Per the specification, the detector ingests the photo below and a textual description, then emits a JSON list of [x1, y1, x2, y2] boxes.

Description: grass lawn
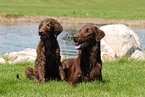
[[0, 59, 144, 96], [0, 0, 145, 20]]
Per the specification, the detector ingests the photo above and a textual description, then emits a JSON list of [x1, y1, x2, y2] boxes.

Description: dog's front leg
[[89, 63, 102, 81], [68, 70, 82, 87], [38, 61, 45, 84], [59, 66, 67, 83]]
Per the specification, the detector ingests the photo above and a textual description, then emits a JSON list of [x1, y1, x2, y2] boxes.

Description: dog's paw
[[39, 78, 45, 84]]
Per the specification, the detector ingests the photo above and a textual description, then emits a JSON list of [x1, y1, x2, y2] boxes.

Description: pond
[[0, 23, 145, 58]]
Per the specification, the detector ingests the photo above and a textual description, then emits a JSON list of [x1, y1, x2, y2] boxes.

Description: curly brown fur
[[25, 18, 64, 84], [60, 25, 105, 87]]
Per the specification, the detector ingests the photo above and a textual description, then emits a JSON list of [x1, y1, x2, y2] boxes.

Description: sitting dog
[[25, 18, 64, 84], [59, 25, 105, 86]]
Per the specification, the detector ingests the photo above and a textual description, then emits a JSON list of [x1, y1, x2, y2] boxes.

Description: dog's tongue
[[74, 44, 81, 49]]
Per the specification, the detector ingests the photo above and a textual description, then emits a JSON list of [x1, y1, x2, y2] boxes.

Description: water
[[0, 23, 145, 58]]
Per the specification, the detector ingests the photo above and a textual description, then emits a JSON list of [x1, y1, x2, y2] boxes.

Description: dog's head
[[38, 18, 63, 40], [73, 25, 105, 49]]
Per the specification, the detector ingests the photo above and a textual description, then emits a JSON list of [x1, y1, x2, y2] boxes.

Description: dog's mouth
[[40, 34, 49, 39], [74, 42, 87, 49], [40, 35, 46, 39], [74, 43, 81, 49]]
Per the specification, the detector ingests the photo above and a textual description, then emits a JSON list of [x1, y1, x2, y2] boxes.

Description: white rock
[[13, 55, 36, 63], [100, 24, 141, 59], [3, 52, 18, 62], [2, 48, 36, 64], [18, 48, 37, 57], [1, 48, 66, 64], [0, 58, 6, 64], [101, 39, 117, 61], [129, 50, 144, 60]]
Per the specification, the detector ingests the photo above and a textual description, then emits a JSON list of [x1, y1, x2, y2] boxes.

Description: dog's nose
[[39, 31, 43, 36], [73, 35, 78, 41], [39, 28, 45, 35]]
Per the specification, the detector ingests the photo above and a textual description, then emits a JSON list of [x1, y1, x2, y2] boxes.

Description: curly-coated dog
[[25, 18, 64, 84], [59, 25, 105, 87]]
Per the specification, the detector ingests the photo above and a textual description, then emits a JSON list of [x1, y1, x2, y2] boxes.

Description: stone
[[129, 50, 145, 60], [0, 58, 6, 64], [100, 24, 142, 60], [2, 48, 36, 64], [1, 48, 67, 64], [3, 52, 18, 63], [101, 39, 117, 61]]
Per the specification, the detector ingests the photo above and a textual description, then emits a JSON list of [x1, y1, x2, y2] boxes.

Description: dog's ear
[[53, 21, 63, 37], [38, 19, 45, 30], [94, 26, 105, 42]]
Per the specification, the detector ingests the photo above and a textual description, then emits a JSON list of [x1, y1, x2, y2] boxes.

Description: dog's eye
[[87, 29, 89, 32], [47, 24, 51, 27], [39, 24, 43, 29], [86, 29, 91, 33]]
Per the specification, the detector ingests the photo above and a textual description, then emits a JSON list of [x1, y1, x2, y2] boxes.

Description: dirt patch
[[1, 15, 145, 28]]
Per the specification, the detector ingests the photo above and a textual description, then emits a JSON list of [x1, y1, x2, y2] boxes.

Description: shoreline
[[1, 15, 145, 28]]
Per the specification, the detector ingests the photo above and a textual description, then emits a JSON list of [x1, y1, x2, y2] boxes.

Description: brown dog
[[25, 18, 64, 84], [59, 25, 105, 87]]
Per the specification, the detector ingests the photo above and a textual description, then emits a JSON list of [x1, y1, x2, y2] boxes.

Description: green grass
[[0, 0, 145, 20], [0, 59, 144, 96]]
